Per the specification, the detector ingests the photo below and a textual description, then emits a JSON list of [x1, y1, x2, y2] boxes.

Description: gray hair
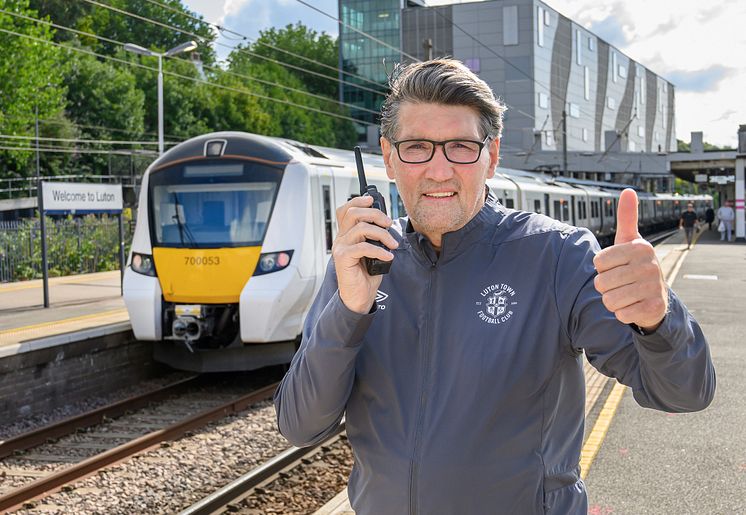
[[379, 58, 506, 141]]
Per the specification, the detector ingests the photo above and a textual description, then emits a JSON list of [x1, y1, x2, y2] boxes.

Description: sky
[[183, 0, 745, 148]]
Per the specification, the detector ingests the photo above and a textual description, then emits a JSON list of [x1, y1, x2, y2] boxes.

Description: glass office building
[[339, 1, 426, 145]]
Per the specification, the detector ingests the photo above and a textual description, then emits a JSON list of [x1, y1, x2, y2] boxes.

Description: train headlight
[[254, 250, 293, 276], [131, 252, 157, 277]]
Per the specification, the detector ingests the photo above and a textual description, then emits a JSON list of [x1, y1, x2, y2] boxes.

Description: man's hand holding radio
[[333, 195, 398, 314]]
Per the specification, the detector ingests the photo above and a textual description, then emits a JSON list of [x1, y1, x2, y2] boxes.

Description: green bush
[[0, 212, 134, 283]]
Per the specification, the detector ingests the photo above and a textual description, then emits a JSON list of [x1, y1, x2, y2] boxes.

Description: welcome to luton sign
[[42, 182, 123, 214]]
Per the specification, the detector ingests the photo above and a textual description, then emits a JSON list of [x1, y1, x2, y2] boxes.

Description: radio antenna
[[354, 146, 368, 195]]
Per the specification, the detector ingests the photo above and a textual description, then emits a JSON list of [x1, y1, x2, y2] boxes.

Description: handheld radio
[[354, 146, 392, 276]]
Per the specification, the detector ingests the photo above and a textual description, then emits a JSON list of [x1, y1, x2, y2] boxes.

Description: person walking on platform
[[275, 59, 715, 515], [717, 200, 735, 241], [705, 204, 715, 230], [680, 202, 698, 249]]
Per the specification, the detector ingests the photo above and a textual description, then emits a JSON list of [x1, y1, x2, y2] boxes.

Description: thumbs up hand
[[592, 189, 669, 332]]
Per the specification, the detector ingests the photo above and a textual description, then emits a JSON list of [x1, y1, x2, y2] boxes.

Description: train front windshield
[[148, 161, 283, 247]]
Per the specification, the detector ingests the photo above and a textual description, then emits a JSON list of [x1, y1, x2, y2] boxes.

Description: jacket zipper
[[409, 259, 437, 515]]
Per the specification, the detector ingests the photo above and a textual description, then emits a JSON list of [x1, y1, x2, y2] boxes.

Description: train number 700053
[[184, 256, 221, 266]]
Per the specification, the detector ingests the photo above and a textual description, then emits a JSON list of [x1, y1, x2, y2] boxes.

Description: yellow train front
[[123, 131, 339, 372]]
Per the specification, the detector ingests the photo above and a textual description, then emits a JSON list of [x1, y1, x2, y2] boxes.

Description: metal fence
[[0, 216, 135, 283]]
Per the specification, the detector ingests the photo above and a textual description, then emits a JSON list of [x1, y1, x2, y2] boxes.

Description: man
[[705, 204, 715, 230], [679, 202, 698, 249], [274, 59, 714, 514], [717, 200, 735, 241]]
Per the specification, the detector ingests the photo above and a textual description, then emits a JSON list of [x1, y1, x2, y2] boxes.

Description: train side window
[[534, 199, 541, 213], [562, 202, 569, 221], [323, 185, 333, 253], [553, 200, 561, 220], [389, 181, 406, 218], [579, 200, 586, 219], [505, 198, 515, 209], [591, 201, 599, 218]]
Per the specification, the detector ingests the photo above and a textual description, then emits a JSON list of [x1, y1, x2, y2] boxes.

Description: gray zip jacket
[[274, 195, 715, 514]]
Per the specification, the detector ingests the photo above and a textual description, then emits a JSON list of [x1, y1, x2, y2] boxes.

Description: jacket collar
[[404, 187, 503, 265]]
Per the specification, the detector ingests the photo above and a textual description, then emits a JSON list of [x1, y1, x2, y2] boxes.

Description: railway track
[[0, 377, 279, 512]]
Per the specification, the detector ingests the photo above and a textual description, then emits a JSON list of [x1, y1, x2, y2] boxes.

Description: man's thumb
[[614, 188, 640, 245]]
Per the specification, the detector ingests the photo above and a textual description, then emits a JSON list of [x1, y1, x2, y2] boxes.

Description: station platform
[[0, 270, 130, 357], [314, 227, 739, 515]]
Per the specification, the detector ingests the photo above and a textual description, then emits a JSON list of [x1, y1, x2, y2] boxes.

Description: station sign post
[[39, 182, 125, 308]]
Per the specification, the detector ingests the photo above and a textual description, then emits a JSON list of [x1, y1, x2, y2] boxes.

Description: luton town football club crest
[[475, 282, 518, 324]]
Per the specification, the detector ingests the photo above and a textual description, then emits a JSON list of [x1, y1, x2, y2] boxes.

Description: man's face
[[688, 205, 694, 211], [380, 102, 500, 248]]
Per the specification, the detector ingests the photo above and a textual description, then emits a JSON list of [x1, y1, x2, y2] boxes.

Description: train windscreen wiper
[[171, 192, 199, 247]]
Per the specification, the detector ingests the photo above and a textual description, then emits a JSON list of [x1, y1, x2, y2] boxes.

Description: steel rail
[[180, 423, 346, 515], [0, 375, 200, 459], [0, 382, 279, 512]]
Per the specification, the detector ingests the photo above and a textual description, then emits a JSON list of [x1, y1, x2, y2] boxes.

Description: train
[[122, 131, 712, 372]]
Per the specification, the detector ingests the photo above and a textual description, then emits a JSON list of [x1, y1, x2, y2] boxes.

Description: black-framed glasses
[[391, 135, 492, 164]]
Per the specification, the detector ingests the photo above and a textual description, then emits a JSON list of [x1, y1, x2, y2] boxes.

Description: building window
[[618, 65, 627, 78], [629, 140, 636, 152], [544, 9, 551, 25], [538, 92, 549, 109], [640, 76, 646, 104], [611, 52, 617, 83], [582, 128, 589, 142], [607, 96, 616, 110], [584, 66, 590, 100], [588, 37, 595, 51], [569, 103, 580, 118], [654, 131, 659, 142], [503, 6, 518, 46], [637, 126, 645, 138], [659, 89, 664, 113], [537, 7, 545, 47], [575, 29, 582, 65], [546, 131, 554, 146]]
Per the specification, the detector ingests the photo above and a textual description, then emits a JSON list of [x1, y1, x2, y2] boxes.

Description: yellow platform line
[[0, 308, 128, 342], [580, 381, 627, 479]]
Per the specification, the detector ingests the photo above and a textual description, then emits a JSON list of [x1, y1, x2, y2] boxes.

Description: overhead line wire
[[0, 25, 376, 128], [0, 134, 174, 146], [78, 0, 388, 98], [0, 144, 157, 155], [2, 8, 380, 116], [140, 0, 389, 93]]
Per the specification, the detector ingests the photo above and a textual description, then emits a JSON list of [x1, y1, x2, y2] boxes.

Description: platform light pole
[[124, 41, 197, 155]]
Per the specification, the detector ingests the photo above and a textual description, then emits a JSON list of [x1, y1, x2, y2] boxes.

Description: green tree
[[0, 0, 67, 178], [63, 47, 146, 174], [251, 23, 340, 98]]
